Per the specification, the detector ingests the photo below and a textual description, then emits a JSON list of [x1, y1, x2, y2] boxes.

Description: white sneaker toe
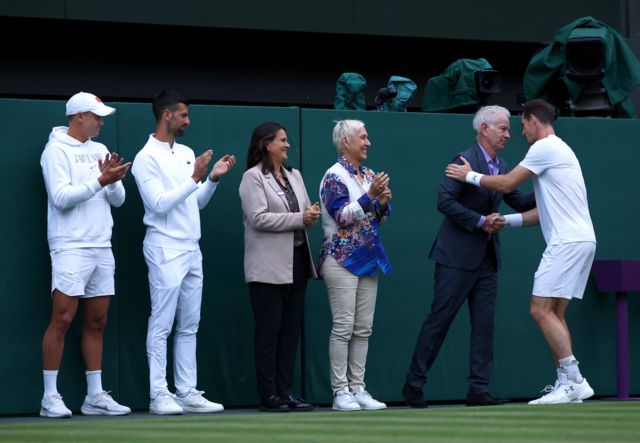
[[353, 389, 387, 410], [175, 390, 224, 413], [40, 394, 72, 418], [81, 391, 131, 416]]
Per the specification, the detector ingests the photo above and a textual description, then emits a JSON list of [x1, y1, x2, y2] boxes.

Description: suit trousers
[[249, 246, 309, 399], [321, 255, 379, 394], [144, 244, 203, 399], [407, 246, 497, 394]]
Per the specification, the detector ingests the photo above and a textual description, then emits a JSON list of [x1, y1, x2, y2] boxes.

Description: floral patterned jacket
[[318, 156, 392, 276]]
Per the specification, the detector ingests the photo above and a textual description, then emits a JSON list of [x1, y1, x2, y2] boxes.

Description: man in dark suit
[[402, 105, 536, 407]]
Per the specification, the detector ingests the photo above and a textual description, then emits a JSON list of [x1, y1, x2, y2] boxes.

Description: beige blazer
[[239, 164, 318, 284]]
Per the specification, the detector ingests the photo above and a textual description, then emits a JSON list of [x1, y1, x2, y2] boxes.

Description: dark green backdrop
[[0, 0, 620, 43], [1, 98, 639, 415]]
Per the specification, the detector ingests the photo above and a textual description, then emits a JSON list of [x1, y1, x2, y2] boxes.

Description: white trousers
[[320, 255, 378, 394], [144, 244, 203, 398]]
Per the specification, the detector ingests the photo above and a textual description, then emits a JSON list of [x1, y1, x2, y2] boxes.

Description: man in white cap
[[40, 92, 132, 418]]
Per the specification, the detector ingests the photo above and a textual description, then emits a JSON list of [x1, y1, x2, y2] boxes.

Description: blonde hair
[[332, 119, 365, 155]]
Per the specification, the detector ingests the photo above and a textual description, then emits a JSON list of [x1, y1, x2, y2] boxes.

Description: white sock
[[559, 355, 584, 383], [556, 367, 562, 381], [86, 370, 103, 397], [43, 370, 59, 397]]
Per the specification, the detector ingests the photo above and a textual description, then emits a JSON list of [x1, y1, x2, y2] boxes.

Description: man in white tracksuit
[[132, 90, 236, 415], [40, 92, 132, 418]]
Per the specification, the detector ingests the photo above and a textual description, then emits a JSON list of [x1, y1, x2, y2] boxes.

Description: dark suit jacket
[[429, 143, 536, 271]]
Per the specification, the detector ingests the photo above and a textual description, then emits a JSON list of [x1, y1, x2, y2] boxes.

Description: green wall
[[0, 1, 621, 42], [1, 98, 639, 415]]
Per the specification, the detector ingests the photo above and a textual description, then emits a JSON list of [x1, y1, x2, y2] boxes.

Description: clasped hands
[[482, 213, 507, 234], [192, 149, 237, 182], [303, 202, 321, 227]]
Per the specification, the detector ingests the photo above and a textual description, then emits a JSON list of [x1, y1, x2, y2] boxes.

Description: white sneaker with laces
[[174, 390, 224, 413], [353, 388, 387, 410], [81, 391, 131, 416], [40, 393, 72, 418], [149, 392, 184, 415], [332, 388, 361, 411], [534, 379, 583, 405], [529, 376, 594, 405]]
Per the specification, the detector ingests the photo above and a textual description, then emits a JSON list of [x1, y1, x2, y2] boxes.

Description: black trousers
[[249, 246, 309, 399], [407, 246, 498, 394]]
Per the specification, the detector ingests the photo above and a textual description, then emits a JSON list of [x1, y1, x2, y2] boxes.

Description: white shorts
[[532, 241, 596, 300], [50, 248, 115, 297]]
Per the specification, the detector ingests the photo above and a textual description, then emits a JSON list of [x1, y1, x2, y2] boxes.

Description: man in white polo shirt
[[132, 90, 236, 415], [445, 98, 596, 404], [40, 92, 132, 418]]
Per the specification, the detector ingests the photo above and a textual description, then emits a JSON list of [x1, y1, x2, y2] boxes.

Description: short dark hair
[[246, 122, 291, 174], [522, 99, 556, 125], [152, 90, 190, 122]]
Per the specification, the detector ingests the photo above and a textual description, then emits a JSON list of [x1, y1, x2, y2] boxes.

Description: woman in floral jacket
[[318, 119, 392, 412]]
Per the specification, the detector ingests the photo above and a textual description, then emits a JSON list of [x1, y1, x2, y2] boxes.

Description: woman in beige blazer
[[239, 122, 320, 413]]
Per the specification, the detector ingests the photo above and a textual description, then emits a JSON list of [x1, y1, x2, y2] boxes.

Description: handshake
[[482, 213, 508, 234], [483, 209, 535, 233]]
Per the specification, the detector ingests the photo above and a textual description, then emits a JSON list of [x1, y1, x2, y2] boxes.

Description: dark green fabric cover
[[422, 58, 493, 112], [523, 16, 640, 118], [334, 72, 367, 110], [382, 76, 417, 112]]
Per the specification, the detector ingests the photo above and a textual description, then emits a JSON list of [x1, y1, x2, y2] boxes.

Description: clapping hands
[[98, 152, 131, 187], [368, 172, 392, 207], [192, 150, 237, 183]]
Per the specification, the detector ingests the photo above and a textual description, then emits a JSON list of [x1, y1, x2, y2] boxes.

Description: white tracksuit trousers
[[144, 244, 203, 398]]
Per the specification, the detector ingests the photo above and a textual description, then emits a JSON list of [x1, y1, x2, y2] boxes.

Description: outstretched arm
[[445, 156, 534, 193]]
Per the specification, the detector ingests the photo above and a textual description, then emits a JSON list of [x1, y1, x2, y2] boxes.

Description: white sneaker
[[570, 378, 594, 401], [533, 379, 583, 405], [353, 388, 387, 410], [175, 390, 224, 413], [332, 388, 361, 411], [81, 391, 131, 416], [40, 393, 72, 418], [149, 392, 184, 415], [529, 377, 594, 405]]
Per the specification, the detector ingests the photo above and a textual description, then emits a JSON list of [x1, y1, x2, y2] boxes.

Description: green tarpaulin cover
[[334, 72, 367, 110], [382, 76, 417, 112], [423, 58, 493, 112], [523, 16, 640, 118]]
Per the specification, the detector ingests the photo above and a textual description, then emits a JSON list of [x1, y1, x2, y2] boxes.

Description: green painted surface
[[1, 99, 639, 415]]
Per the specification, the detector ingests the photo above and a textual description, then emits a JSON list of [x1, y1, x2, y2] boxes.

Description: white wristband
[[504, 213, 523, 227], [465, 171, 484, 187]]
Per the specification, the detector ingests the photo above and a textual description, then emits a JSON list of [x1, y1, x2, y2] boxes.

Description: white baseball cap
[[66, 92, 116, 117]]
